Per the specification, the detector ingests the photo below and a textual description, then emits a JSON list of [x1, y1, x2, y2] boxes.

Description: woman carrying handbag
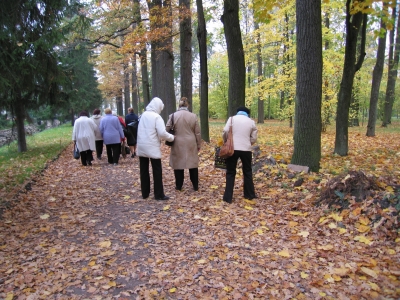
[[222, 106, 258, 203]]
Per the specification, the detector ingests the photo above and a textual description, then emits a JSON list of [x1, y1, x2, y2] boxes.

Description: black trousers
[[223, 150, 255, 202], [106, 143, 121, 164], [95, 140, 104, 157], [139, 157, 165, 199], [174, 168, 198, 190], [80, 150, 94, 166]]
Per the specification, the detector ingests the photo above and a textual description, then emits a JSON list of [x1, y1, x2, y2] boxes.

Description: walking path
[[0, 143, 399, 299]]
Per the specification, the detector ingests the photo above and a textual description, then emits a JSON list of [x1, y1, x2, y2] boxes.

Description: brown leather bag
[[219, 117, 234, 159]]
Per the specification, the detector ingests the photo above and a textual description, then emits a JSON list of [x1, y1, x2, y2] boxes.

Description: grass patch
[[0, 124, 72, 194]]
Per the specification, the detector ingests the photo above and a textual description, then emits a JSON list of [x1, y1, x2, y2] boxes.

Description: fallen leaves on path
[[0, 124, 399, 299]]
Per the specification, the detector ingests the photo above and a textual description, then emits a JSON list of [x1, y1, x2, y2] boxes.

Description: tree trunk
[[196, 0, 209, 142], [334, 1, 366, 156], [255, 21, 264, 124], [14, 95, 27, 152], [366, 8, 387, 137], [179, 0, 192, 109], [124, 63, 130, 115], [291, 0, 322, 172], [221, 0, 245, 117], [131, 57, 139, 114], [382, 3, 399, 127], [148, 0, 175, 122], [116, 95, 123, 116]]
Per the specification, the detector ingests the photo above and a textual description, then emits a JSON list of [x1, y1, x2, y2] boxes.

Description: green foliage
[[208, 53, 229, 119], [0, 124, 72, 192]]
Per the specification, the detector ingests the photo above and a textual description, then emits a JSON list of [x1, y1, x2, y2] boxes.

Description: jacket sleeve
[[156, 116, 174, 142], [194, 117, 201, 149], [250, 121, 258, 145], [222, 117, 231, 142], [165, 114, 172, 132]]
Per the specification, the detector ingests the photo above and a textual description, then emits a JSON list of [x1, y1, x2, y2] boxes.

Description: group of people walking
[[72, 97, 258, 203]]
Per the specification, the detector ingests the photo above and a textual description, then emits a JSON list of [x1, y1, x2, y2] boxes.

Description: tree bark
[[124, 63, 130, 115], [131, 57, 139, 114], [221, 0, 245, 117], [14, 95, 27, 152], [116, 95, 123, 116], [334, 1, 366, 156], [255, 21, 264, 124], [291, 0, 322, 172], [366, 7, 387, 137], [179, 0, 192, 109], [382, 3, 399, 127], [196, 0, 209, 142]]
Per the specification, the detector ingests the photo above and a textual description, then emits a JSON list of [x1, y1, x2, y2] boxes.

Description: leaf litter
[[0, 126, 399, 299]]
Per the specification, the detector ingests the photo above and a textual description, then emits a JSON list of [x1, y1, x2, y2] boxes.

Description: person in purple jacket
[[99, 108, 125, 166]]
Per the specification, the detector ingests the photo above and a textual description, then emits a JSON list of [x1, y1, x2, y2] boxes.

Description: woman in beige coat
[[166, 97, 201, 191]]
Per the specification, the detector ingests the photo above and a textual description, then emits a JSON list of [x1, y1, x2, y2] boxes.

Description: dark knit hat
[[237, 106, 250, 115]]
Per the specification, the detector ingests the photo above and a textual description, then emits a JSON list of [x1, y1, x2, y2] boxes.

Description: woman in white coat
[[136, 97, 174, 200], [72, 111, 100, 166]]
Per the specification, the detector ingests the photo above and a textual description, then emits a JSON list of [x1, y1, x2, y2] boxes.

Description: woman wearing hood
[[137, 97, 174, 200], [91, 108, 104, 160]]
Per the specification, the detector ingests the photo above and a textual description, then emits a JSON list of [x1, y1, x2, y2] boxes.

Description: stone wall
[[0, 124, 42, 147]]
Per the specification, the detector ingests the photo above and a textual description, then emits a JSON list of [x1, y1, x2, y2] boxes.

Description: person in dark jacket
[[125, 107, 139, 158]]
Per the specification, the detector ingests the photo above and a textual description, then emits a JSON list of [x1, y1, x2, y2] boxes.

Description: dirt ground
[[0, 143, 399, 300]]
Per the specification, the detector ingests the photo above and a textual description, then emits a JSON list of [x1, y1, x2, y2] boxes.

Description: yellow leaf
[[290, 211, 303, 215], [5, 293, 13, 300], [356, 224, 371, 233], [177, 208, 184, 213], [328, 222, 337, 229], [197, 259, 207, 264], [368, 282, 380, 291], [289, 221, 298, 227], [210, 185, 219, 189], [123, 195, 130, 199], [99, 241, 111, 248], [359, 216, 370, 225], [258, 250, 270, 256], [387, 249, 396, 255], [277, 249, 290, 257], [255, 228, 263, 235], [244, 199, 256, 205], [49, 248, 57, 254], [300, 272, 309, 279], [324, 274, 335, 283], [333, 267, 350, 276], [163, 205, 170, 211], [354, 235, 373, 245], [298, 231, 309, 238], [108, 281, 116, 287], [317, 244, 334, 251], [319, 292, 326, 297], [352, 207, 362, 216], [195, 241, 206, 246], [395, 237, 400, 243], [332, 274, 342, 281], [88, 260, 96, 266], [244, 206, 253, 210], [223, 286, 233, 292], [385, 186, 394, 193], [169, 287, 177, 293], [329, 213, 342, 222], [360, 267, 378, 278], [40, 213, 50, 220]]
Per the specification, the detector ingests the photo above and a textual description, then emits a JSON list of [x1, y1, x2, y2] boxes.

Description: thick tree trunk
[[116, 95, 123, 116], [221, 0, 245, 117], [131, 57, 139, 114], [14, 96, 27, 152], [382, 4, 399, 127], [140, 48, 150, 108], [196, 0, 209, 142], [291, 0, 322, 172], [179, 0, 192, 109], [334, 2, 366, 156], [366, 9, 387, 137], [124, 63, 130, 115], [148, 0, 175, 122]]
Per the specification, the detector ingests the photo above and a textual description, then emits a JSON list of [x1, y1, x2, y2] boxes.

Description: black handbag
[[214, 146, 227, 169], [73, 144, 80, 159], [165, 113, 175, 146]]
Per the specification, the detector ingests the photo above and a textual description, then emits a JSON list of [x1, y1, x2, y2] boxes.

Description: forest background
[[0, 0, 400, 172]]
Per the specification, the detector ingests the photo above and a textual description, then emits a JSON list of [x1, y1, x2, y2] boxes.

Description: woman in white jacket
[[222, 106, 258, 203], [137, 97, 174, 200]]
